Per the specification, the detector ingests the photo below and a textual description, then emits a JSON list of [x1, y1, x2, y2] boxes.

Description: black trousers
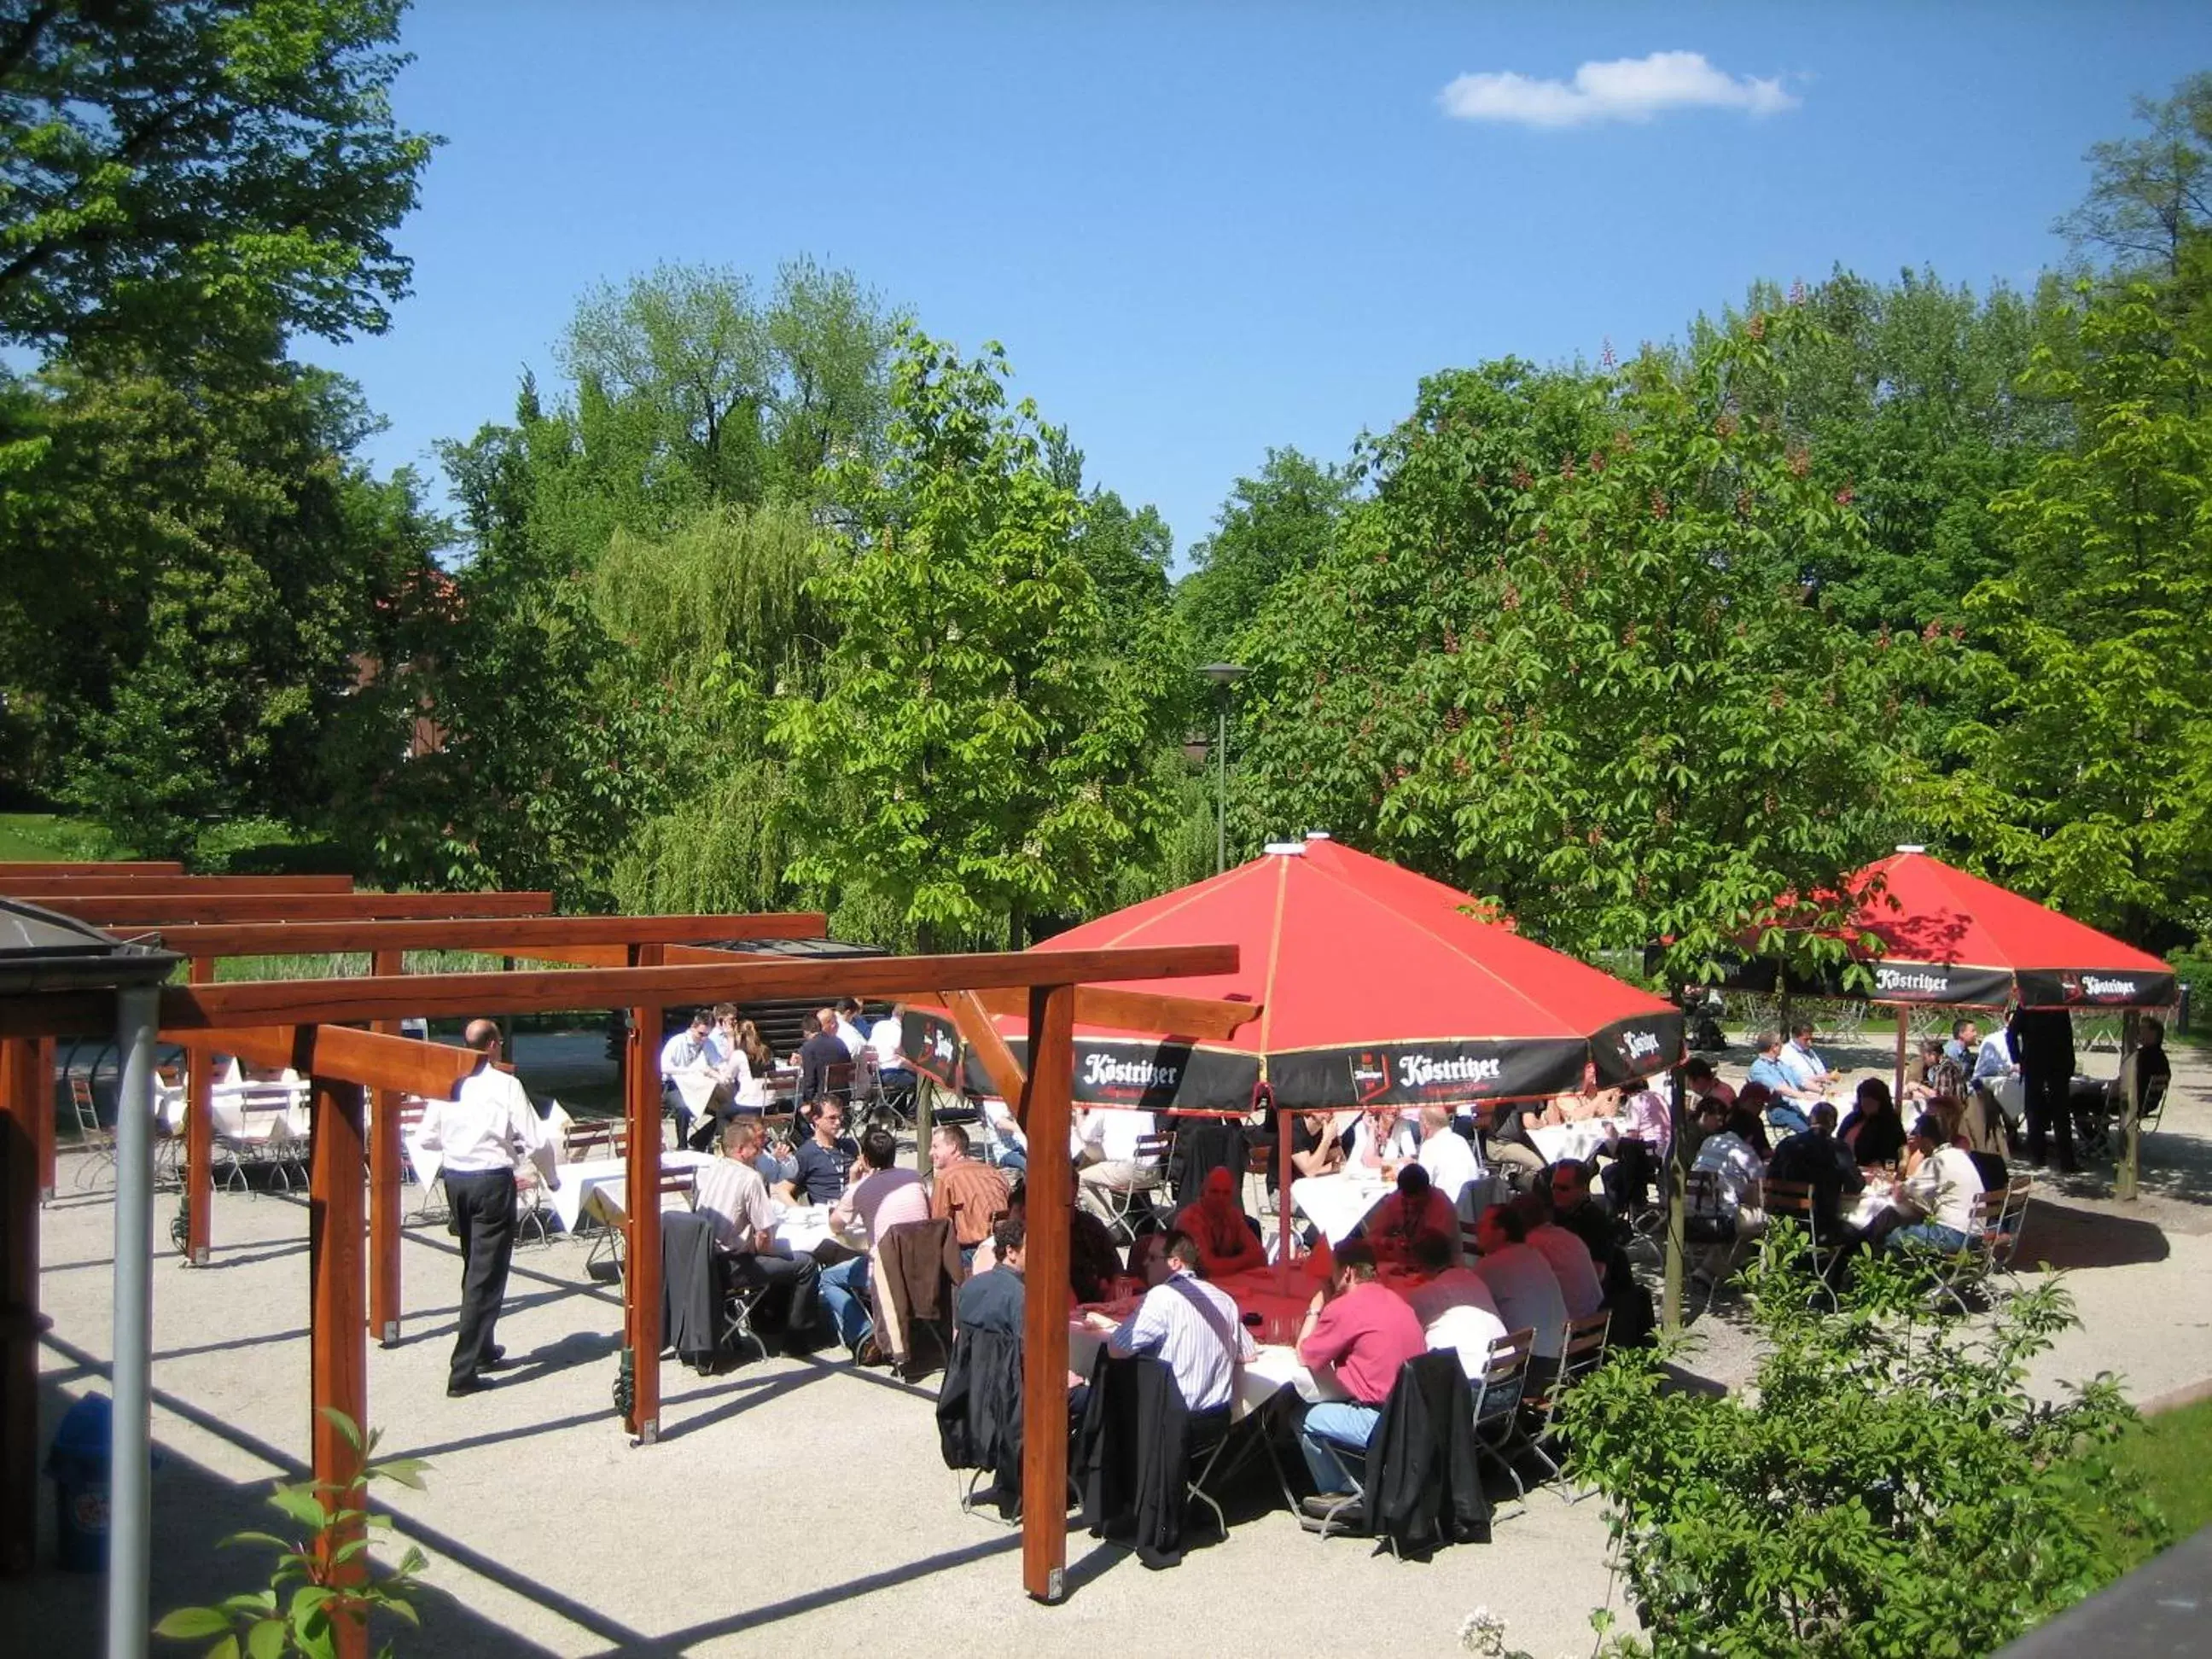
[[445, 1168, 518, 1387], [727, 1251, 826, 1342], [2023, 1065, 2077, 1170]]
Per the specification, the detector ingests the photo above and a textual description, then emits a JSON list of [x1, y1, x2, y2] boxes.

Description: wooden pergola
[[2, 882, 1242, 1656]]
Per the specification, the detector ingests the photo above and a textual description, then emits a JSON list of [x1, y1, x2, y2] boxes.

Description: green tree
[[2058, 72, 2212, 288], [1387, 311, 1940, 975], [1175, 446, 1354, 664], [0, 345, 440, 852], [0, 0, 435, 358], [774, 330, 1175, 949], [1916, 282, 2212, 944]]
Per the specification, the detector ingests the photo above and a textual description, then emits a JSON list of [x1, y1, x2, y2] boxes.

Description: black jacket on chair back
[[1361, 1350, 1491, 1555]]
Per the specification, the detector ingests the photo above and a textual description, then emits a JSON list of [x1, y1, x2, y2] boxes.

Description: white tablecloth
[[1289, 1173, 1394, 1244], [765, 1203, 863, 1259], [1063, 1326, 1318, 1421], [546, 1151, 712, 1233], [1528, 1115, 1630, 1165], [209, 1082, 311, 1145]]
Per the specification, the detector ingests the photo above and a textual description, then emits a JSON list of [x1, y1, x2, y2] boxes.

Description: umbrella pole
[[1662, 1065, 1688, 1335], [1276, 1095, 1293, 1265], [1892, 1005, 1908, 1113], [2117, 1009, 2140, 1202]]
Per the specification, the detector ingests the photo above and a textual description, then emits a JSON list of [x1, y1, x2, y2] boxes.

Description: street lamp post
[[1199, 662, 1247, 876]]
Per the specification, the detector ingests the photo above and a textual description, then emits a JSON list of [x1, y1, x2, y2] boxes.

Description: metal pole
[[1661, 1062, 1688, 1335], [108, 983, 159, 1659], [1215, 696, 1228, 876]]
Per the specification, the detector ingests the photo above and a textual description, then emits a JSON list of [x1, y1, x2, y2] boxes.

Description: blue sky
[[316, 2, 2212, 564]]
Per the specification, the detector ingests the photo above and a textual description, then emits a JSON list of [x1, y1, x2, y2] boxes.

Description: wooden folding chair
[[1088, 1131, 1171, 1244], [1760, 1178, 1841, 1311], [1469, 1326, 1536, 1520], [1519, 1310, 1611, 1490], [67, 1076, 115, 1189]]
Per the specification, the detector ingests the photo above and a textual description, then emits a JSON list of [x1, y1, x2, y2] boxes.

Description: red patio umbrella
[[911, 833, 1682, 1112], [1810, 848, 2176, 1011]]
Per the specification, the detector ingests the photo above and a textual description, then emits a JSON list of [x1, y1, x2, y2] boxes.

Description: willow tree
[[775, 330, 1176, 950]]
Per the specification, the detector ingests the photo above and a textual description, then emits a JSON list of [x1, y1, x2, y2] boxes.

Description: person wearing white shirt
[[869, 1010, 917, 1118], [834, 998, 869, 1059], [1880, 1113, 1987, 1253], [1778, 1023, 1834, 1096], [659, 1010, 715, 1145], [415, 1022, 557, 1396], [1691, 1103, 1767, 1238], [1073, 1106, 1160, 1224], [1406, 1235, 1511, 1381], [1415, 1104, 1482, 1214], [1091, 1232, 1255, 1413], [1348, 1102, 1417, 1174]]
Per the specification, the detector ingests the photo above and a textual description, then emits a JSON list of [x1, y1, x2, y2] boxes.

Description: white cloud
[[1438, 50, 1798, 129]]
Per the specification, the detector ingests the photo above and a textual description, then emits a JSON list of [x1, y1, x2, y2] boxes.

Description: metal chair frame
[[67, 1075, 115, 1189], [1469, 1326, 1537, 1521], [1085, 1130, 1172, 1245], [1517, 1310, 1611, 1490]]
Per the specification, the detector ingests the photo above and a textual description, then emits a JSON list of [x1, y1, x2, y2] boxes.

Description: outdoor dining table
[[764, 1201, 863, 1260], [1289, 1170, 1395, 1245], [1528, 1115, 1632, 1165], [545, 1150, 713, 1234]]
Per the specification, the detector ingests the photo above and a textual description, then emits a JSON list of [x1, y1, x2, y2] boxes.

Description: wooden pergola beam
[[0, 874, 354, 895], [84, 946, 1237, 1032], [151, 913, 829, 958], [968, 983, 1258, 1043], [0, 861, 182, 876], [15, 891, 556, 926], [941, 991, 1031, 1116]]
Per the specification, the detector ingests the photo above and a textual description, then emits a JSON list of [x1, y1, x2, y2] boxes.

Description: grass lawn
[[2121, 1394, 2212, 1543], [0, 811, 119, 862]]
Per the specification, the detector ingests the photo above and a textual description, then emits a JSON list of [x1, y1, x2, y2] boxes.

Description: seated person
[[1361, 1165, 1462, 1266], [1746, 1028, 1819, 1136], [795, 1008, 850, 1101], [1599, 1085, 1669, 1211], [1513, 1193, 1606, 1321], [928, 1122, 1010, 1260], [777, 1097, 857, 1207], [1837, 1077, 1907, 1169], [834, 997, 870, 1057], [692, 1118, 825, 1348], [1904, 1037, 1960, 1104], [2075, 1016, 2172, 1143], [1089, 1231, 1254, 1419], [869, 1008, 917, 1116], [819, 1127, 929, 1359], [1681, 1057, 1736, 1111], [980, 1093, 1028, 1172], [1763, 1100, 1866, 1243], [959, 1216, 1091, 1415], [1480, 1097, 1547, 1188], [1690, 1104, 1768, 1239], [1346, 1101, 1417, 1175], [1072, 1105, 1161, 1224], [1546, 1159, 1623, 1262], [1780, 1022, 1837, 1093], [1404, 1232, 1510, 1382], [750, 1125, 799, 1190], [970, 1178, 1122, 1306], [1289, 1109, 1347, 1180], [658, 1009, 716, 1145], [1294, 1241, 1428, 1521], [1875, 1113, 1987, 1253], [1172, 1166, 1266, 1278], [1466, 1204, 1569, 1384], [1413, 1103, 1481, 1212]]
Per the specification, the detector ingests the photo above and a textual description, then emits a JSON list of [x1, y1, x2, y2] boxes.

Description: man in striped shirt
[[1090, 1232, 1255, 1415]]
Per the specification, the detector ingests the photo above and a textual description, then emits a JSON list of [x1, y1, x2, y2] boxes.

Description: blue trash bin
[[46, 1393, 112, 1572]]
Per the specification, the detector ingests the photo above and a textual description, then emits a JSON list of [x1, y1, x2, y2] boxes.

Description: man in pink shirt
[[821, 1127, 929, 1357], [1293, 1241, 1427, 1517]]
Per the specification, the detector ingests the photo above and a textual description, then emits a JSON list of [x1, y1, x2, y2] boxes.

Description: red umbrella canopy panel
[[913, 835, 1682, 1111], [1840, 850, 2177, 1010]]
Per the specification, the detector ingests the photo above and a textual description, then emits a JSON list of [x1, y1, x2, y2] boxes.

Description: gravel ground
[[7, 1028, 2207, 1657]]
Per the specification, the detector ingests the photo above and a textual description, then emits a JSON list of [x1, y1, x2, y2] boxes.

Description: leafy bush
[[1562, 1229, 2163, 1656], [154, 1411, 428, 1659]]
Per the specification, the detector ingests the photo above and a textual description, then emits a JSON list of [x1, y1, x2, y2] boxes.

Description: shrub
[[1562, 1228, 2163, 1656]]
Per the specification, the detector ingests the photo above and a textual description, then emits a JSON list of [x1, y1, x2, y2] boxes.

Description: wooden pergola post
[[1, 1037, 42, 1575], [368, 950, 405, 1343], [1019, 981, 1077, 1603], [33, 1037, 55, 1202], [183, 959, 215, 1265], [306, 1062, 370, 1659], [624, 944, 665, 1443]]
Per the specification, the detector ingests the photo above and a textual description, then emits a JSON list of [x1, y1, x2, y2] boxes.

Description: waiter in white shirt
[[416, 1021, 559, 1397]]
